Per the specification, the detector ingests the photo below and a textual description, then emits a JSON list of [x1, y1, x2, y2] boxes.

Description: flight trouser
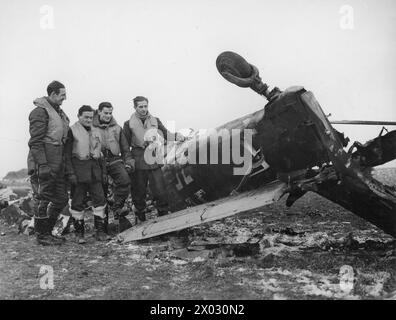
[[104, 159, 130, 212], [130, 168, 169, 215], [30, 172, 39, 217], [36, 174, 68, 219], [71, 181, 106, 213], [70, 181, 106, 224]]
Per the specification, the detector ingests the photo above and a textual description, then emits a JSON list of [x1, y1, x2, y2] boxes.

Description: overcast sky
[[0, 0, 395, 178]]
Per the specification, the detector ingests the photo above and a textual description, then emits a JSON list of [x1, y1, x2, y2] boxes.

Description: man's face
[[78, 111, 94, 127], [134, 100, 148, 117], [49, 88, 67, 106], [98, 106, 113, 123]]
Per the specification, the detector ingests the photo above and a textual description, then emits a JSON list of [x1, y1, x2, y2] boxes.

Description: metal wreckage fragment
[[118, 51, 396, 242], [215, 51, 396, 237]]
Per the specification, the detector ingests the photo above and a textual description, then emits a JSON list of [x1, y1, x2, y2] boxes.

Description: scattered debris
[[171, 259, 188, 266], [0, 185, 17, 202], [18, 217, 34, 235], [271, 227, 306, 236], [0, 200, 8, 210], [189, 242, 261, 257], [18, 198, 35, 217], [1, 204, 24, 225]]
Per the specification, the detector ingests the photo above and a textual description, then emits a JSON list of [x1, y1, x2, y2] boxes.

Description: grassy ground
[[0, 169, 395, 300]]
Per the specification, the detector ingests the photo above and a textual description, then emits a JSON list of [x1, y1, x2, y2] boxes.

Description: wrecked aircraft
[[119, 51, 396, 242]]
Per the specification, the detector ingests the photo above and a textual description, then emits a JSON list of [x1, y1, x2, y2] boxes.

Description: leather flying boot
[[34, 217, 64, 246], [135, 210, 146, 224], [47, 213, 58, 231], [73, 219, 86, 244], [94, 215, 111, 241], [103, 205, 109, 234], [47, 205, 66, 242]]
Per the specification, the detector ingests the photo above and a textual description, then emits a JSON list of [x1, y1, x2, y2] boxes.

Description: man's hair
[[47, 81, 65, 96], [98, 102, 113, 111], [78, 105, 94, 116], [133, 96, 148, 107]]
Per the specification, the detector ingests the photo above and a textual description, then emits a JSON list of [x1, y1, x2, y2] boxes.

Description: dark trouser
[[36, 174, 68, 219], [130, 168, 169, 214], [30, 172, 39, 217], [104, 160, 130, 212], [71, 181, 106, 212]]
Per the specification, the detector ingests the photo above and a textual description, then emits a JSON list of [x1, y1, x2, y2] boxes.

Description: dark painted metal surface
[[160, 112, 276, 212], [151, 51, 396, 237]]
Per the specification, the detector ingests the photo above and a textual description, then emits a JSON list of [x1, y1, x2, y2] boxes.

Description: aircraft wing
[[118, 180, 287, 243]]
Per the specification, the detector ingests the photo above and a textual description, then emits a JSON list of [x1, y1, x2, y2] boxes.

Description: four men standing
[[28, 82, 183, 245]]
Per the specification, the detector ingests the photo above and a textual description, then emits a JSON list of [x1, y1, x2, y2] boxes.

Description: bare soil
[[0, 169, 395, 300]]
